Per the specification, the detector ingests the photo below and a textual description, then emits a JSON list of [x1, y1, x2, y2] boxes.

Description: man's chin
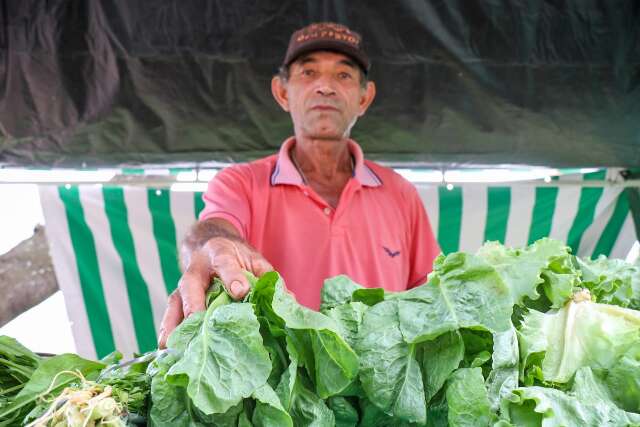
[[303, 127, 349, 141]]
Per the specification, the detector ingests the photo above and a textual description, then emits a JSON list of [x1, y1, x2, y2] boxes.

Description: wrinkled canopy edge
[[1, 1, 638, 168]]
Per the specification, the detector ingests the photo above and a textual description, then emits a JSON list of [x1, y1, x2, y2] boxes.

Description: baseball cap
[[282, 22, 370, 74]]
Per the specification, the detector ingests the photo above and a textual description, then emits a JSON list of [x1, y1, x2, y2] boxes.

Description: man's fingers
[[158, 289, 184, 349], [207, 238, 272, 300], [178, 269, 208, 318], [217, 266, 251, 300], [251, 255, 274, 276]]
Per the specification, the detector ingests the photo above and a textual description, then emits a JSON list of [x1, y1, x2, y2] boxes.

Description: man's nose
[[314, 76, 337, 96]]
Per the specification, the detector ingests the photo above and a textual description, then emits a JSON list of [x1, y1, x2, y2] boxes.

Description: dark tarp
[[1, 0, 639, 168]]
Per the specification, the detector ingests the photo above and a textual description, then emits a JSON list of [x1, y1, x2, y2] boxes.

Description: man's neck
[[291, 136, 353, 183]]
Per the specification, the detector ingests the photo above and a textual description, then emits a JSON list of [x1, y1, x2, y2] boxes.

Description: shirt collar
[[271, 137, 382, 187]]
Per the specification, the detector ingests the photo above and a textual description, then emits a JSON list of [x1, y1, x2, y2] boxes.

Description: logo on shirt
[[383, 246, 400, 258]]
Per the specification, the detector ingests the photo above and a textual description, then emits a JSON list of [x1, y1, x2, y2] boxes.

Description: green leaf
[[256, 272, 359, 398], [16, 354, 104, 399], [285, 374, 335, 427], [262, 334, 288, 390], [505, 369, 640, 427], [0, 336, 41, 399], [356, 252, 513, 424], [252, 383, 293, 427], [238, 410, 253, 427], [166, 311, 205, 352], [604, 344, 640, 412], [485, 326, 519, 413], [357, 300, 427, 424], [578, 256, 640, 309], [326, 302, 368, 351], [167, 302, 271, 415], [446, 368, 494, 427], [0, 336, 39, 365], [320, 275, 364, 312], [148, 351, 205, 427], [327, 396, 358, 427], [250, 273, 286, 338], [426, 390, 449, 427], [98, 350, 122, 365], [358, 398, 420, 427], [275, 339, 298, 412], [205, 277, 225, 307], [352, 288, 386, 306], [275, 339, 335, 427], [309, 329, 359, 398], [477, 238, 581, 309], [418, 331, 464, 402], [517, 299, 640, 383], [0, 353, 104, 426], [98, 351, 156, 415], [541, 257, 580, 309], [393, 252, 513, 343], [270, 274, 343, 333]]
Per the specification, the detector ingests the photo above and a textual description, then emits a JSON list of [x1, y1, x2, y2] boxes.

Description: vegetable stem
[[207, 288, 231, 312]]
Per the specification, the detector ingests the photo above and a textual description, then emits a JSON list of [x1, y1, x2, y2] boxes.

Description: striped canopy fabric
[[39, 171, 638, 358]]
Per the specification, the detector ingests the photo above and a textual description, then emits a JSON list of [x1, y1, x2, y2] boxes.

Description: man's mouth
[[310, 105, 339, 111]]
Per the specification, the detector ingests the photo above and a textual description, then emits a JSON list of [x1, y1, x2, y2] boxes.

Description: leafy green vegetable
[[0, 353, 105, 426], [325, 302, 368, 349], [505, 367, 640, 426], [578, 256, 640, 309], [253, 272, 359, 399], [251, 383, 293, 427], [418, 331, 464, 402], [446, 367, 494, 427], [326, 396, 358, 427], [167, 301, 271, 415], [148, 351, 205, 427], [518, 294, 640, 383], [166, 311, 206, 353], [357, 299, 427, 423], [97, 351, 156, 416], [485, 326, 519, 413], [477, 238, 581, 308], [602, 343, 640, 413], [0, 336, 40, 400], [275, 339, 335, 427], [358, 398, 420, 427], [356, 252, 513, 424], [320, 275, 364, 312], [6, 238, 640, 427]]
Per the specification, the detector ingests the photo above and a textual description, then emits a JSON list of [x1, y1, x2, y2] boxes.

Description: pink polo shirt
[[199, 137, 440, 310]]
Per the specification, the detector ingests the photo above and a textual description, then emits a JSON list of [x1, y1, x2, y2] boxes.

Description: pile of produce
[[1, 238, 639, 426]]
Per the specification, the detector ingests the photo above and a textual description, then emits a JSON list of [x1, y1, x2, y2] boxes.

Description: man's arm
[[158, 217, 272, 348], [179, 217, 243, 268], [406, 185, 440, 288]]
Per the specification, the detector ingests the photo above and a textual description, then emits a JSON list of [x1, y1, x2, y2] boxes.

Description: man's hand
[[158, 236, 272, 348]]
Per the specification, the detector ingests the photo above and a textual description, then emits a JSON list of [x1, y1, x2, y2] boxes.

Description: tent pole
[[626, 188, 640, 243]]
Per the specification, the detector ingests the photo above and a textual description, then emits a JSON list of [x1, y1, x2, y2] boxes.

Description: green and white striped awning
[[39, 170, 638, 358]]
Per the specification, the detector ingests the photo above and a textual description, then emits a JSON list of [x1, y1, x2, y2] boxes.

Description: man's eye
[[338, 72, 352, 79], [302, 69, 315, 76]]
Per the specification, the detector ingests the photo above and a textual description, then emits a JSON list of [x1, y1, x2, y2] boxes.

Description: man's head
[[272, 22, 376, 141]]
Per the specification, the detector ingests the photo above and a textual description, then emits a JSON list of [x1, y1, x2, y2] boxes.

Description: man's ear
[[357, 81, 376, 116], [271, 76, 290, 112]]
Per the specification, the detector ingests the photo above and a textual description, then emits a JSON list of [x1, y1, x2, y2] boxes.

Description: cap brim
[[284, 40, 369, 74]]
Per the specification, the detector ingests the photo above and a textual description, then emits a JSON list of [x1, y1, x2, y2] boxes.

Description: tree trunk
[[0, 225, 59, 327]]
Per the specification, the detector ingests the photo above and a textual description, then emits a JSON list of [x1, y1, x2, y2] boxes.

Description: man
[[158, 22, 440, 347]]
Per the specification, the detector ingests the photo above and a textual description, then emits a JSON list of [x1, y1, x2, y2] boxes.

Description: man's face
[[272, 51, 376, 140]]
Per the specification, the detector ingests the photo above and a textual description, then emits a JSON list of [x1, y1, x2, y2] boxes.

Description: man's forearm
[[180, 218, 242, 269]]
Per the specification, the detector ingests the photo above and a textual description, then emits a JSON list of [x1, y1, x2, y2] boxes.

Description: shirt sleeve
[[198, 165, 252, 239], [406, 185, 441, 288]]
